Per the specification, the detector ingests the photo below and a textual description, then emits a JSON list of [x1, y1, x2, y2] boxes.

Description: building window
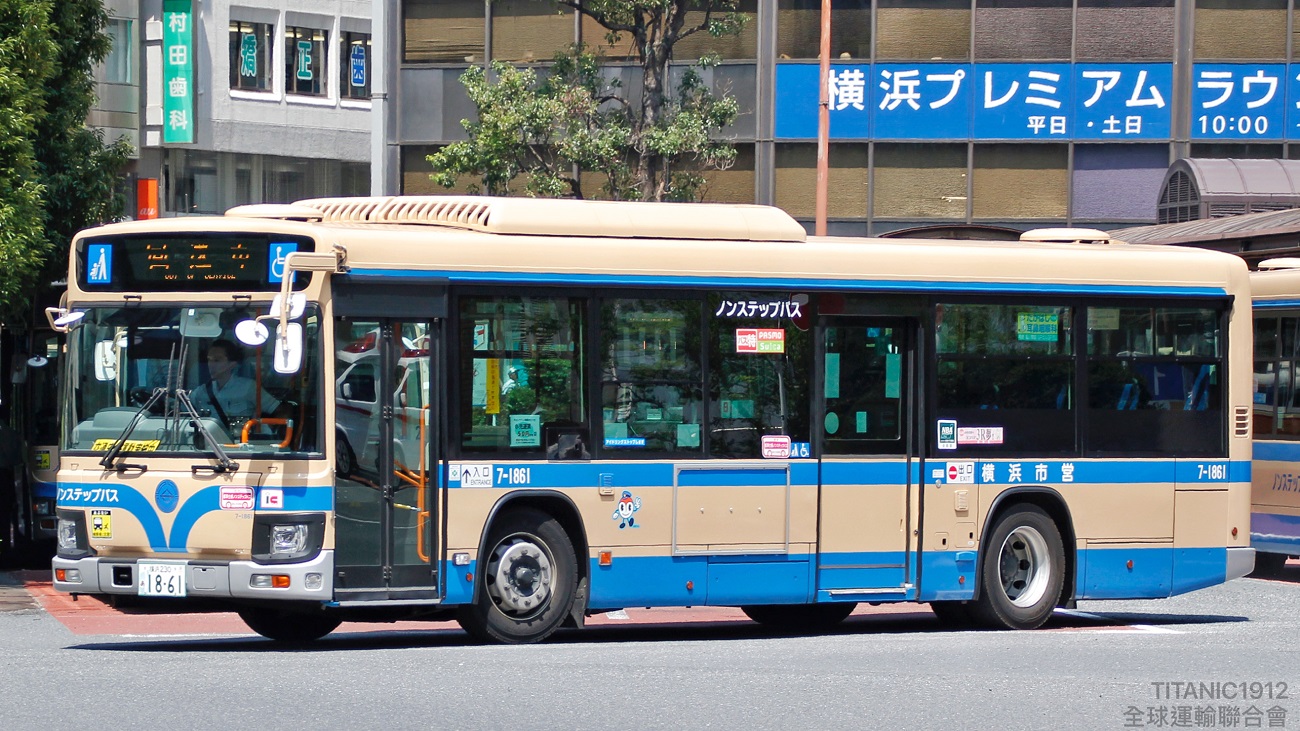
[[404, 0, 485, 63], [229, 20, 273, 92], [776, 0, 871, 61], [340, 31, 371, 99], [285, 26, 327, 97], [774, 143, 869, 219], [972, 144, 1068, 220], [103, 18, 133, 84], [974, 0, 1072, 61], [1194, 0, 1287, 61], [877, 0, 970, 61]]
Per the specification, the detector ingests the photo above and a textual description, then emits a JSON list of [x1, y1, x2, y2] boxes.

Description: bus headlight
[[271, 524, 308, 556], [56, 518, 78, 551], [251, 512, 324, 564], [54, 510, 90, 558]]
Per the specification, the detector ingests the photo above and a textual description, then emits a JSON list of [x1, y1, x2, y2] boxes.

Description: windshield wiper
[[99, 387, 167, 471], [174, 388, 238, 473]]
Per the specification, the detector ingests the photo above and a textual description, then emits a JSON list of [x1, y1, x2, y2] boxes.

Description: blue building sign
[[350, 43, 367, 87], [773, 62, 1299, 142], [1073, 64, 1172, 140], [1192, 64, 1285, 140], [874, 63, 970, 140], [973, 63, 1073, 139]]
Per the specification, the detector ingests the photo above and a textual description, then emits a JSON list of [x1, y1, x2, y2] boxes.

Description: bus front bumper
[[51, 551, 334, 601]]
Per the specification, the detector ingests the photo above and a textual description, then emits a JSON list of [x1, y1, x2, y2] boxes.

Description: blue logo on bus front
[[155, 480, 179, 514]]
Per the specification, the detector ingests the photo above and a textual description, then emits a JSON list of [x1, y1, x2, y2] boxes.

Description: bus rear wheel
[[457, 508, 577, 645], [238, 607, 341, 643], [741, 602, 857, 632], [970, 505, 1065, 630]]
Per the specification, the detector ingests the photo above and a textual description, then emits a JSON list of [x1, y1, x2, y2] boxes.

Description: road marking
[[1054, 608, 1182, 634]]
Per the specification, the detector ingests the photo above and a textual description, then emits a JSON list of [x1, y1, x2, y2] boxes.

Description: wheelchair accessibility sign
[[268, 242, 297, 284]]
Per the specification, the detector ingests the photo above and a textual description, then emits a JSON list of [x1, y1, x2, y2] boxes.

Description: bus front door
[[817, 317, 919, 600], [333, 318, 441, 598]]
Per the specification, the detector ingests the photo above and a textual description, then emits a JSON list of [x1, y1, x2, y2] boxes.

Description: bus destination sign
[[79, 234, 313, 291]]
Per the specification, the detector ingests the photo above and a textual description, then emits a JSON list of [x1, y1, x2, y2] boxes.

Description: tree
[[0, 0, 130, 322], [429, 0, 746, 202], [0, 0, 57, 320]]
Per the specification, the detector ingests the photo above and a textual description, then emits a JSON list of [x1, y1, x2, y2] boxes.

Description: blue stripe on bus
[[435, 545, 1230, 609], [1252, 300, 1300, 309], [444, 459, 1247, 488], [30, 479, 55, 498], [57, 482, 333, 553], [347, 268, 1228, 297], [1253, 440, 1300, 461], [1251, 512, 1300, 554]]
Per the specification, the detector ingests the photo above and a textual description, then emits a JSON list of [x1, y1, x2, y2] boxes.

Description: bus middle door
[[816, 316, 919, 600]]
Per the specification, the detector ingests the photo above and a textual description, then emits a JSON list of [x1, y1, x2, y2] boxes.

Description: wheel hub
[[997, 526, 1050, 608], [487, 537, 553, 615]]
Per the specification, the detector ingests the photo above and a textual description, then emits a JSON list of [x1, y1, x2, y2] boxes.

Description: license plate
[[137, 561, 187, 597]]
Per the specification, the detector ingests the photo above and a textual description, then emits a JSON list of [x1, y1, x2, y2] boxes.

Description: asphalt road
[[2, 568, 1298, 731]]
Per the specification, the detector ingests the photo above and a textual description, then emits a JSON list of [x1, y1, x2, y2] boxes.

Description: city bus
[[1249, 261, 1300, 576], [1, 325, 61, 562], [50, 196, 1255, 643]]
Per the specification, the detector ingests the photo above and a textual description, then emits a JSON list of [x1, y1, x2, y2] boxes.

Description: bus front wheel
[[238, 607, 341, 643], [457, 508, 577, 644], [971, 505, 1065, 630]]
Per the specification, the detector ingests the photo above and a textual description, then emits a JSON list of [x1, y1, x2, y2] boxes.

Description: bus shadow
[[62, 606, 1249, 653]]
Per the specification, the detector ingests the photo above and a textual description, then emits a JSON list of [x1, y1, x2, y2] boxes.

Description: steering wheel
[[128, 387, 165, 414]]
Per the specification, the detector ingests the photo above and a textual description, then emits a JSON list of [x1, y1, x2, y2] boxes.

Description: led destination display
[[79, 234, 313, 291]]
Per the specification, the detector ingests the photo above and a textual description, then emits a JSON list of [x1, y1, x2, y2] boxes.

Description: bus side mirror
[[274, 323, 303, 374], [93, 340, 117, 381]]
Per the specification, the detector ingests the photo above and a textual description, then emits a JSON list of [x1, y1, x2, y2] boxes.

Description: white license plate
[[137, 561, 187, 597]]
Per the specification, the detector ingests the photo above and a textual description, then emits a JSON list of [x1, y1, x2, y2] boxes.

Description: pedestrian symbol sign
[[87, 244, 113, 284]]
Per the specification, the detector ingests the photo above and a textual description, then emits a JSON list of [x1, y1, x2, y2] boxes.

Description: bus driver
[[192, 339, 282, 431]]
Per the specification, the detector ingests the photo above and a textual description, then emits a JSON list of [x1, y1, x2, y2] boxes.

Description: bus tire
[[929, 601, 974, 626], [970, 504, 1065, 630], [1249, 552, 1290, 578], [457, 508, 577, 645], [741, 602, 856, 632], [238, 607, 341, 643]]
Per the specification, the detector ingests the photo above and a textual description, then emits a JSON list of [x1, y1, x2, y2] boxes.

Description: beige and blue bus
[[50, 197, 1254, 643], [1249, 262, 1300, 576]]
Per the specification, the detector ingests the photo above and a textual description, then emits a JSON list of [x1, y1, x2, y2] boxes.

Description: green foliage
[[429, 0, 745, 202], [0, 0, 130, 323], [0, 0, 57, 320]]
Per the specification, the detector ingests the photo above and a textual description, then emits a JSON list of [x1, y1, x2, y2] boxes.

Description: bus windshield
[[61, 305, 322, 458]]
